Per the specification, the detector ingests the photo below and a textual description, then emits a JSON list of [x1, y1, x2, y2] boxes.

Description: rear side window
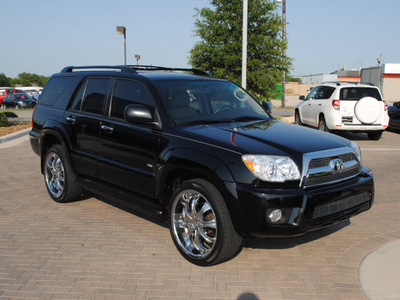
[[340, 88, 382, 101], [315, 86, 335, 99], [39, 77, 75, 106], [70, 78, 109, 115]]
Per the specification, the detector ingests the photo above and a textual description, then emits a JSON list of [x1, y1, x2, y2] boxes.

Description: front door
[[98, 79, 160, 199]]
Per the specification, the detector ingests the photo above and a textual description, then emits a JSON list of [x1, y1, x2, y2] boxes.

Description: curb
[[0, 128, 31, 144]]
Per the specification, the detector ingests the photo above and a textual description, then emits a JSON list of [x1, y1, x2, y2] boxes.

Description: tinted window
[[39, 77, 75, 106], [110, 80, 154, 119], [154, 80, 269, 124], [315, 87, 335, 99], [340, 87, 382, 101], [81, 78, 109, 115], [70, 80, 88, 110], [306, 87, 319, 100]]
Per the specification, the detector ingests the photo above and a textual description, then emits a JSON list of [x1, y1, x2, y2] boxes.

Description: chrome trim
[[301, 147, 360, 188]]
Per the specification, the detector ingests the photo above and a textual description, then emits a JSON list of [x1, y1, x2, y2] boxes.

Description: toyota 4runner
[[30, 66, 374, 266]]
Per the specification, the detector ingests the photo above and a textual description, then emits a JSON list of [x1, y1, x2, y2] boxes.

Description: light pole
[[135, 54, 141, 66], [281, 0, 286, 107], [276, 0, 286, 107], [241, 0, 248, 89], [116, 26, 127, 65]]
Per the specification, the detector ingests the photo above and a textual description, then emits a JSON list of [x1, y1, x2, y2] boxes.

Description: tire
[[294, 110, 302, 126], [355, 97, 381, 124], [169, 178, 242, 266], [44, 145, 83, 203], [367, 131, 383, 140], [318, 116, 330, 132]]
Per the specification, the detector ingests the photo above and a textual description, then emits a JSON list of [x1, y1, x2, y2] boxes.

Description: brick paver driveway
[[0, 130, 399, 299]]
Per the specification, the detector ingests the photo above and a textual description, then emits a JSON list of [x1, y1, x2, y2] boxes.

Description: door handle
[[66, 116, 76, 124], [101, 125, 114, 133]]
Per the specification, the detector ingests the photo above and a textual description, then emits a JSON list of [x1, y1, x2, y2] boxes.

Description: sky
[[1, 0, 399, 78]]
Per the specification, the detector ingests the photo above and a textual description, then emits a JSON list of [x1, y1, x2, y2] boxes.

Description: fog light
[[268, 209, 283, 223]]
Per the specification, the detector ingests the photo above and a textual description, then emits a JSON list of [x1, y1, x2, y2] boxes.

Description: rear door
[[339, 87, 383, 125], [98, 78, 160, 199], [64, 77, 111, 178], [310, 86, 336, 127]]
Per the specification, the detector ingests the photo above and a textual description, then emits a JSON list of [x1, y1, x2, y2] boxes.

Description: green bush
[[0, 113, 9, 127], [2, 112, 18, 118]]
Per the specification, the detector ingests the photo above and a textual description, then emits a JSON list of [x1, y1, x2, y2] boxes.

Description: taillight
[[383, 101, 388, 111], [32, 104, 37, 127], [332, 100, 340, 111]]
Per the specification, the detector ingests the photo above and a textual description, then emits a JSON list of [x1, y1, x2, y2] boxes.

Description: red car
[[0, 89, 30, 106]]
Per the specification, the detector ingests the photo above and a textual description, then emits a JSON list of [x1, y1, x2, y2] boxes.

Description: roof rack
[[60, 65, 137, 74], [128, 65, 211, 77], [322, 81, 375, 87]]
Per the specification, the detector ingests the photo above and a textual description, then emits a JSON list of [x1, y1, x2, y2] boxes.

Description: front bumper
[[234, 167, 374, 238]]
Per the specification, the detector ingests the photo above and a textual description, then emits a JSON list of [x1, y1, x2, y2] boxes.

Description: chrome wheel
[[171, 189, 217, 259], [45, 152, 65, 198]]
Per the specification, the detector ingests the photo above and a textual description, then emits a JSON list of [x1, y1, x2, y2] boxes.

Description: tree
[[190, 0, 290, 101], [0, 73, 11, 87], [11, 73, 49, 87]]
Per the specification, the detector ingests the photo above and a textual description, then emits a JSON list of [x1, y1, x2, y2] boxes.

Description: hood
[[181, 119, 352, 159]]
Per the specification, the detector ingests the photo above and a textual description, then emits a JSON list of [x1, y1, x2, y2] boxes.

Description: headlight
[[351, 141, 362, 163], [242, 155, 301, 182]]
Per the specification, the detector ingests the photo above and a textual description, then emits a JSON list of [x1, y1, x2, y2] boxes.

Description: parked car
[[388, 101, 400, 130], [2, 93, 37, 108], [295, 82, 389, 140], [0, 88, 30, 105], [30, 66, 374, 266]]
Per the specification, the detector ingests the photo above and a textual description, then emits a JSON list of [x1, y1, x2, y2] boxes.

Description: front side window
[[306, 87, 319, 100], [154, 80, 270, 125], [110, 80, 153, 119]]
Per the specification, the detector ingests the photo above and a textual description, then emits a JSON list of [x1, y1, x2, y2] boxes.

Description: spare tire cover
[[355, 97, 381, 124]]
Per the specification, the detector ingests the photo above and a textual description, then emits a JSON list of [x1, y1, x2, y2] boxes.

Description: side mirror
[[124, 104, 154, 124], [299, 95, 305, 101], [262, 101, 272, 114]]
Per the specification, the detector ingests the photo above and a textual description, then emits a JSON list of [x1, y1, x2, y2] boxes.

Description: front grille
[[305, 166, 359, 186], [312, 191, 370, 219], [309, 153, 356, 169], [302, 148, 361, 188]]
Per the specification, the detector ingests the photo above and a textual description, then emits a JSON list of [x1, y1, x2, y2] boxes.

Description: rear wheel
[[367, 131, 383, 140], [318, 116, 330, 132], [169, 178, 242, 266], [44, 145, 83, 203]]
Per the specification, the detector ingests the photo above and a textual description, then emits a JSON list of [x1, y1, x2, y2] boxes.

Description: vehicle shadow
[[334, 131, 369, 141], [243, 220, 350, 250]]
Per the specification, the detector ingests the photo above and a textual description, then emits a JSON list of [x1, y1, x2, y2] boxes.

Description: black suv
[[30, 66, 374, 266]]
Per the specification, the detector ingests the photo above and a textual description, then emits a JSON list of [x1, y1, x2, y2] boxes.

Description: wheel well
[[40, 134, 62, 174], [160, 164, 235, 222]]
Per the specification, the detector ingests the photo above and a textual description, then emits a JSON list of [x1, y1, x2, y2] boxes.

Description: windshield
[[153, 80, 270, 125]]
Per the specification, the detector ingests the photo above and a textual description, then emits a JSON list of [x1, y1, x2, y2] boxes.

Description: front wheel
[[169, 179, 242, 266], [294, 111, 302, 126], [44, 145, 83, 203]]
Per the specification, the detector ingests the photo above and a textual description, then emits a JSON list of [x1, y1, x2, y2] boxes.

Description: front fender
[[157, 148, 244, 234]]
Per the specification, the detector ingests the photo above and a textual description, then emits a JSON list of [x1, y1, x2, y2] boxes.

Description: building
[[360, 63, 400, 102]]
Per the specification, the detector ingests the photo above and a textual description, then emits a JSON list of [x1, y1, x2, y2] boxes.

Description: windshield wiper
[[179, 119, 231, 126], [230, 116, 267, 123]]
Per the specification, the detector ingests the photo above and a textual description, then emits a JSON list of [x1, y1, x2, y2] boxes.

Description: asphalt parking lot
[[0, 128, 399, 300]]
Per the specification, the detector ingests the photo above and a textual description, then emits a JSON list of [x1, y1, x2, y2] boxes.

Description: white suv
[[295, 82, 389, 140]]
